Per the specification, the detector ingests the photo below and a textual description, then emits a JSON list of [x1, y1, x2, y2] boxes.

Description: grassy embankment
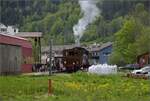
[[0, 72, 150, 101]]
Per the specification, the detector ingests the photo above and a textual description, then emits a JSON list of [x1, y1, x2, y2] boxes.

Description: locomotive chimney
[[75, 35, 80, 47]]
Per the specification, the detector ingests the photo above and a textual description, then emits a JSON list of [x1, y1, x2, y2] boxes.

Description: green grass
[[0, 72, 150, 101]]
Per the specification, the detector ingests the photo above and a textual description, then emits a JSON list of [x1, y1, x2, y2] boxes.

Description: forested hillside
[[1, 0, 150, 65], [1, 0, 150, 46], [1, 0, 80, 44]]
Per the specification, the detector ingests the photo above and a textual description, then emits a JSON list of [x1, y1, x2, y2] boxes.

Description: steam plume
[[73, 0, 100, 46]]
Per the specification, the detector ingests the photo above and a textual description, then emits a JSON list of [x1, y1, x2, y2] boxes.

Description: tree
[[135, 27, 150, 55], [110, 3, 150, 65], [81, 24, 98, 42]]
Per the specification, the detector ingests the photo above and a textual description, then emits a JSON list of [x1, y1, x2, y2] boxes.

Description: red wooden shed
[[0, 33, 33, 74], [137, 52, 150, 68]]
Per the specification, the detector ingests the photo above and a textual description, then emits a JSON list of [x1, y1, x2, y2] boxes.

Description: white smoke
[[73, 0, 100, 46]]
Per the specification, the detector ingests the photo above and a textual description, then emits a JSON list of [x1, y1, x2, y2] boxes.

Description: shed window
[[103, 52, 111, 56]]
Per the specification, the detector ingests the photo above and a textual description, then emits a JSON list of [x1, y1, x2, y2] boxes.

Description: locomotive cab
[[63, 47, 89, 72]]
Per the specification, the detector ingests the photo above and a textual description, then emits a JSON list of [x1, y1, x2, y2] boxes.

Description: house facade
[[0, 23, 18, 35], [99, 43, 112, 64], [87, 42, 113, 64]]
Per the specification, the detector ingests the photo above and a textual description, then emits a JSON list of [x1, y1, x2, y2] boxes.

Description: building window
[[1, 28, 7, 32]]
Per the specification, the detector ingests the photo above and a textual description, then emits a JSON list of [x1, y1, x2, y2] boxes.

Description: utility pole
[[49, 39, 52, 75]]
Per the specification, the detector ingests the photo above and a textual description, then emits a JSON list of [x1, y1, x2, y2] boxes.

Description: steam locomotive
[[62, 47, 89, 72]]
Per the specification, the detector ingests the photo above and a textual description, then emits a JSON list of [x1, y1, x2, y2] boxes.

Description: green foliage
[[135, 27, 150, 55], [115, 18, 142, 63], [108, 51, 125, 66], [110, 3, 150, 65], [1, 0, 150, 45], [81, 24, 98, 42]]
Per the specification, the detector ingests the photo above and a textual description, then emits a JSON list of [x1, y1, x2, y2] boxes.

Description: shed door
[[0, 44, 21, 75]]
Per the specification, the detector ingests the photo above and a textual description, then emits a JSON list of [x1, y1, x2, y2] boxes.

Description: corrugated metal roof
[[41, 44, 76, 53], [99, 42, 112, 50], [15, 32, 43, 38], [41, 42, 112, 53], [86, 42, 112, 52]]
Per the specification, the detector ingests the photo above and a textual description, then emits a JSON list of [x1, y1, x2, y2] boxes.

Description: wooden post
[[39, 37, 41, 63], [49, 39, 52, 75], [48, 79, 52, 95]]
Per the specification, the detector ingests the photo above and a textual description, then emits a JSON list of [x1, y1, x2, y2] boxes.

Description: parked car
[[119, 64, 140, 70], [131, 66, 150, 77]]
